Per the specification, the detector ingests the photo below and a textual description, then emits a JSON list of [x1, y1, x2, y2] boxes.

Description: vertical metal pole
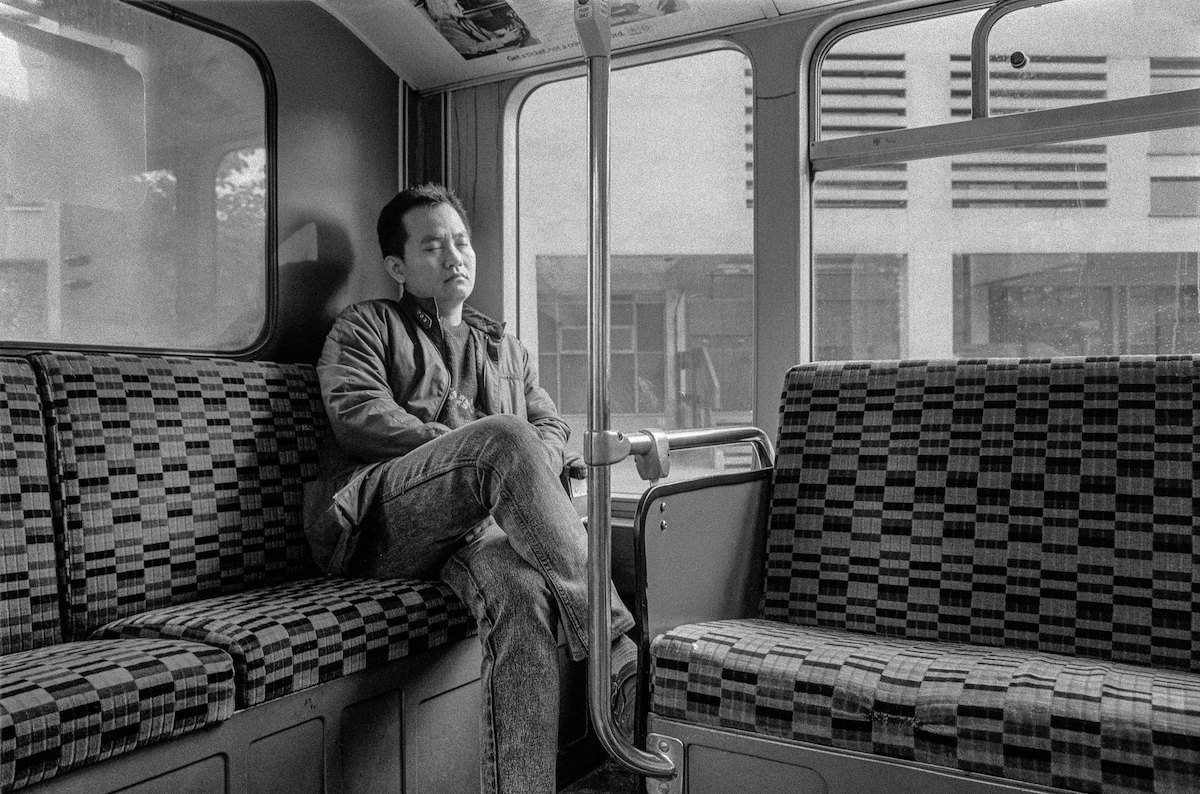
[[575, 0, 675, 780], [583, 41, 620, 760], [584, 46, 612, 697]]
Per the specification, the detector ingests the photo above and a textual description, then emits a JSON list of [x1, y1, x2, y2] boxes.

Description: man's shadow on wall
[[271, 220, 351, 363]]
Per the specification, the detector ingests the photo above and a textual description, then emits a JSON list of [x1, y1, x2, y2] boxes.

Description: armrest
[[586, 424, 776, 639], [631, 458, 773, 748], [635, 468, 773, 644]]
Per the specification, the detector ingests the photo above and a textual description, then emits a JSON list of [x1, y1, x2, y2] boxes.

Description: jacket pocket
[[303, 463, 380, 575]]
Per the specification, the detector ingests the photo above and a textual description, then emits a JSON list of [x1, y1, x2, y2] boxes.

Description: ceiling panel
[[316, 0, 780, 90]]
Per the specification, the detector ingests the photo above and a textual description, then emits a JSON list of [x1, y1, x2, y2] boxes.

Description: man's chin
[[439, 287, 473, 305]]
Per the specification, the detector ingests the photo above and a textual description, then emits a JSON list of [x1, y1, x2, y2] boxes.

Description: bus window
[[811, 0, 1199, 361], [984, 0, 1198, 115], [0, 0, 268, 352], [517, 48, 755, 494]]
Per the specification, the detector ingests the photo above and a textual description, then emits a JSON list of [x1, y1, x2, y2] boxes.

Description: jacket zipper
[[431, 297, 452, 420]]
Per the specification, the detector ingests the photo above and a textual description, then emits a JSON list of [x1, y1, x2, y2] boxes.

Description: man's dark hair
[[377, 183, 471, 260]]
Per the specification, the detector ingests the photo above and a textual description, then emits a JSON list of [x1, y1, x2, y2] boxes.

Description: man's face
[[387, 203, 475, 308]]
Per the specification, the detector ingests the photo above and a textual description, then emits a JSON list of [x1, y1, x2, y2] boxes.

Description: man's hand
[[557, 451, 588, 498], [562, 452, 587, 480], [542, 439, 586, 480], [422, 422, 452, 441]]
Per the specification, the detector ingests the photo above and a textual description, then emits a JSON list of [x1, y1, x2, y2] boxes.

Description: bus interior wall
[[174, 0, 405, 364]]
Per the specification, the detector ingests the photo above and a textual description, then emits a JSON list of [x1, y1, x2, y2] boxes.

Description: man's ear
[[384, 255, 406, 287]]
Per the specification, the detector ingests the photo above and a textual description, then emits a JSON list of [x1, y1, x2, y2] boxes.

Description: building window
[[517, 50, 755, 492], [813, 255, 907, 361], [1150, 177, 1200, 216]]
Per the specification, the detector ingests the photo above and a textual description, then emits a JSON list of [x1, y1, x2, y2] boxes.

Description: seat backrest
[[31, 352, 328, 638], [0, 357, 61, 653], [763, 356, 1199, 674]]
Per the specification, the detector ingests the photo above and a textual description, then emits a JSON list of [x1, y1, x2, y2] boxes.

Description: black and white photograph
[[0, 1, 1196, 794]]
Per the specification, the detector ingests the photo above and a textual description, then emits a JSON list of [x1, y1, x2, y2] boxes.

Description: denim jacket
[[304, 294, 571, 574]]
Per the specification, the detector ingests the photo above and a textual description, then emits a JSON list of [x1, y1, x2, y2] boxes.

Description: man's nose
[[443, 244, 464, 267]]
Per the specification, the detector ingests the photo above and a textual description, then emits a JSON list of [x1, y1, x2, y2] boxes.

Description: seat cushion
[[0, 638, 234, 791], [92, 576, 474, 707], [652, 619, 1200, 793]]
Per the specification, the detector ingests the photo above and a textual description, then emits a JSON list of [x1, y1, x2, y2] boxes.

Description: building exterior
[[519, 10, 1199, 450]]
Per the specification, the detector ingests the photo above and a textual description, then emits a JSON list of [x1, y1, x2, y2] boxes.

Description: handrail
[[592, 425, 775, 474], [631, 425, 775, 469], [576, 0, 676, 781]]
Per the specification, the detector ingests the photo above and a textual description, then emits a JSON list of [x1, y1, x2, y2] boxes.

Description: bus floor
[[559, 759, 639, 793]]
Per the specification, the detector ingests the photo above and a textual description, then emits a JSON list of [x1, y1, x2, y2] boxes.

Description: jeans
[[350, 414, 636, 794]]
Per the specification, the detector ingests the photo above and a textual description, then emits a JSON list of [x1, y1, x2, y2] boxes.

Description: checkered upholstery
[[0, 637, 234, 791], [92, 575, 474, 707], [763, 357, 1199, 673], [649, 357, 1200, 793], [651, 619, 1200, 793], [0, 358, 59, 654], [31, 352, 327, 639]]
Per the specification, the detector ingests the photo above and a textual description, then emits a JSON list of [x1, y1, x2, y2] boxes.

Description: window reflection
[[0, 1, 267, 351]]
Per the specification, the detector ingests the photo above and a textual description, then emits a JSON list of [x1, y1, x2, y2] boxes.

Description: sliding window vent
[[949, 54, 1108, 209]]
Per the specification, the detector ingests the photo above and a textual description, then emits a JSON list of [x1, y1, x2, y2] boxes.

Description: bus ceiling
[[312, 0, 854, 92]]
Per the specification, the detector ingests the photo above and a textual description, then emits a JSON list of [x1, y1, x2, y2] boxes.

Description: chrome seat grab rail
[[584, 425, 774, 781], [588, 426, 775, 477]]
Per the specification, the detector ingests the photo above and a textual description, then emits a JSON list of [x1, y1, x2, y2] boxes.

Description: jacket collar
[[398, 292, 504, 340]]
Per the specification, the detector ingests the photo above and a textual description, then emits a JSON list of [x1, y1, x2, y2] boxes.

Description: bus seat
[[27, 351, 474, 706], [0, 357, 235, 791], [640, 356, 1200, 794], [0, 351, 481, 792]]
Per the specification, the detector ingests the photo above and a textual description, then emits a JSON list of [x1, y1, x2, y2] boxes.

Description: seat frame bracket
[[644, 734, 684, 794]]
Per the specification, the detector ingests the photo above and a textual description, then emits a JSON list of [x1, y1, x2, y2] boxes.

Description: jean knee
[[472, 415, 548, 461], [475, 414, 538, 442]]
